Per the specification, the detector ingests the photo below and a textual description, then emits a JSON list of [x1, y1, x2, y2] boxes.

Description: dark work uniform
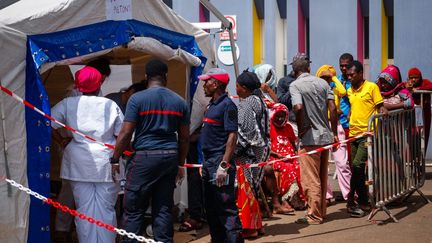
[[121, 87, 190, 243], [200, 93, 243, 243], [277, 72, 297, 122]]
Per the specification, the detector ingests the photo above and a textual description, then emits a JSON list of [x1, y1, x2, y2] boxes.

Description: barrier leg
[[416, 189, 431, 204], [382, 206, 399, 223], [367, 207, 379, 221]]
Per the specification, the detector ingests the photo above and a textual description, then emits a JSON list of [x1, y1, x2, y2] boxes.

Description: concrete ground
[[175, 166, 432, 243]]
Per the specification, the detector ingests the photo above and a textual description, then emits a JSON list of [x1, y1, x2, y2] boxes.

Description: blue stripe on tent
[[25, 43, 51, 243], [25, 20, 206, 243]]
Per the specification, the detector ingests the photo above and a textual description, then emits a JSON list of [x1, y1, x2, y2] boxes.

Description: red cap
[[198, 68, 230, 84], [75, 66, 102, 93]]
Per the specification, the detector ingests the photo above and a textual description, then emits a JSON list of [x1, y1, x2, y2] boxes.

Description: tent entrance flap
[[24, 19, 206, 242]]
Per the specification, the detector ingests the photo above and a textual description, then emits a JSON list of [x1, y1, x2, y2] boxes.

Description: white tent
[[0, 1, 213, 242]]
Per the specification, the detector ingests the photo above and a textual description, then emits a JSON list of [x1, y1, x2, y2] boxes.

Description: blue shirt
[[124, 87, 190, 150], [338, 74, 352, 129], [200, 93, 238, 157]]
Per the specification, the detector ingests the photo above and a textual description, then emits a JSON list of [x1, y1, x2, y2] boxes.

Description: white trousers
[[70, 181, 119, 243]]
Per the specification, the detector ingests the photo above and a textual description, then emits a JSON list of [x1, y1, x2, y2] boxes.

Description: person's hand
[[216, 164, 228, 187], [111, 163, 120, 182], [261, 83, 271, 93], [176, 167, 185, 187], [61, 137, 72, 148], [379, 106, 389, 116], [332, 135, 340, 152]]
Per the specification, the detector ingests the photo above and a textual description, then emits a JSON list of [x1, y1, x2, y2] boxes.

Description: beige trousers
[[298, 146, 329, 222]]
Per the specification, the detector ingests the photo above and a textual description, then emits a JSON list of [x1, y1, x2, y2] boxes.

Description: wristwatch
[[219, 161, 230, 170], [110, 157, 119, 165]]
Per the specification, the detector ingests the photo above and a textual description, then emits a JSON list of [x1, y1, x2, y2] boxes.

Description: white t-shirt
[[51, 96, 124, 182]]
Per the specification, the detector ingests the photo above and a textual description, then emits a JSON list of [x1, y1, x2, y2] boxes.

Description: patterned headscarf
[[270, 103, 289, 128], [377, 65, 403, 97]]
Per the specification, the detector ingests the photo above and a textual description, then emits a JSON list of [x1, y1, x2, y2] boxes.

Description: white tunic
[[51, 96, 124, 182]]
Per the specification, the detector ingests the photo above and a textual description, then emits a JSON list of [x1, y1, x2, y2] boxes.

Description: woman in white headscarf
[[254, 64, 278, 103]]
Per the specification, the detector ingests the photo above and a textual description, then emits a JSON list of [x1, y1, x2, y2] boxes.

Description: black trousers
[[121, 151, 178, 243], [187, 141, 204, 221], [202, 154, 244, 243]]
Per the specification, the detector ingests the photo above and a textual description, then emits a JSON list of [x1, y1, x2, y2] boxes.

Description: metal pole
[[199, 0, 240, 78]]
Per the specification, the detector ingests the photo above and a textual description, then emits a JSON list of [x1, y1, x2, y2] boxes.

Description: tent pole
[[199, 0, 239, 78]]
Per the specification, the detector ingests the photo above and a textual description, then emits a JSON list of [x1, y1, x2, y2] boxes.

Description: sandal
[[178, 218, 203, 232], [295, 216, 321, 225], [273, 206, 295, 215]]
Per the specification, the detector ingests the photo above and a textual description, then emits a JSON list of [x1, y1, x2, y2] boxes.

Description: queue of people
[[52, 54, 430, 243]]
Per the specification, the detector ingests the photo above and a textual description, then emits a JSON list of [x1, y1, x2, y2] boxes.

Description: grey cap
[[289, 53, 311, 65]]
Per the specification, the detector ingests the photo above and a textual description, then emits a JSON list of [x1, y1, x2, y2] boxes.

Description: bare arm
[[293, 104, 305, 138], [383, 102, 404, 111], [222, 132, 238, 163], [377, 103, 389, 115], [328, 99, 338, 137], [52, 128, 71, 148], [261, 83, 278, 103], [177, 124, 190, 166], [112, 121, 136, 161]]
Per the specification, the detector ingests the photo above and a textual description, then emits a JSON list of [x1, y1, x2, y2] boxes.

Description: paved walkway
[[175, 167, 432, 243]]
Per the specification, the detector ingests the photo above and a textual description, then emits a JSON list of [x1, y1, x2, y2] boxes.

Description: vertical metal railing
[[367, 107, 429, 222], [412, 90, 432, 166]]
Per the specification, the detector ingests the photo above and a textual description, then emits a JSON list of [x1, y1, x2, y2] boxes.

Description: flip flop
[[273, 207, 295, 215]]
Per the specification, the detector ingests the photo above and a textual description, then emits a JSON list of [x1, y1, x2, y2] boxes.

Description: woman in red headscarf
[[376, 65, 414, 110], [406, 68, 432, 91], [406, 67, 432, 146], [263, 103, 304, 214]]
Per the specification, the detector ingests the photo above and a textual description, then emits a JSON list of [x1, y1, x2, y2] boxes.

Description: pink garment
[[75, 66, 102, 93], [327, 122, 352, 200]]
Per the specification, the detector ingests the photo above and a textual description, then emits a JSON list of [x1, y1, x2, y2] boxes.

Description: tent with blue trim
[[0, 0, 214, 242]]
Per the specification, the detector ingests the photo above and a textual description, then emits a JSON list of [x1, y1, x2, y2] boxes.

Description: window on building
[[387, 16, 394, 59], [305, 17, 310, 56], [383, 0, 394, 60], [364, 16, 369, 59]]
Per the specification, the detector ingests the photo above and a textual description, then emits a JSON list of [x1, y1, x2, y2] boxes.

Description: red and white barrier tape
[[0, 85, 133, 157], [0, 84, 371, 170], [2, 177, 160, 243], [183, 132, 372, 168]]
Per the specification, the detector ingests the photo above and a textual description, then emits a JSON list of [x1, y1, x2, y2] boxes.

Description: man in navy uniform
[[111, 59, 189, 243], [199, 68, 244, 243]]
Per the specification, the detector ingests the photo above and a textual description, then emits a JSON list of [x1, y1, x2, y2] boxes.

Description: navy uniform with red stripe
[[201, 93, 243, 243], [122, 86, 189, 243]]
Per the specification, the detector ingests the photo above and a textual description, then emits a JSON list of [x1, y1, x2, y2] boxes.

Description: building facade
[[167, 0, 432, 94]]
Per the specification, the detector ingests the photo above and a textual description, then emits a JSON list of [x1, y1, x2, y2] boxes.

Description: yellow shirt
[[348, 80, 383, 136]]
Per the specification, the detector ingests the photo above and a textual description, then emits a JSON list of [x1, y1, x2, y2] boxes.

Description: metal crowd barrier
[[366, 107, 430, 222], [413, 90, 432, 166]]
